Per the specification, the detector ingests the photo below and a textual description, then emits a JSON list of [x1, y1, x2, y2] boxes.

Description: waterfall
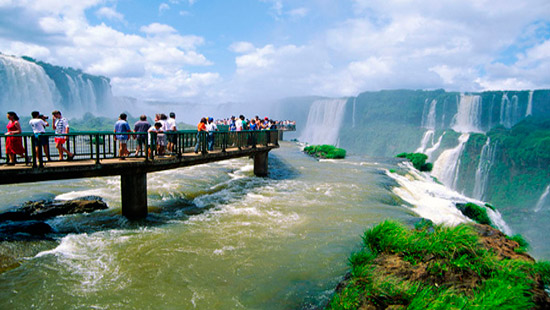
[[432, 133, 470, 189], [473, 137, 497, 200], [416, 130, 434, 153], [452, 94, 483, 133], [300, 98, 347, 145], [421, 99, 437, 129], [0, 54, 59, 114], [526, 90, 533, 116], [0, 54, 113, 116], [424, 132, 445, 161], [534, 185, 550, 212], [352, 97, 357, 128], [500, 93, 521, 128]]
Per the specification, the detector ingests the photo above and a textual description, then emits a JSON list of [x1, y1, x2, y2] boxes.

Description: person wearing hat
[[205, 117, 218, 151]]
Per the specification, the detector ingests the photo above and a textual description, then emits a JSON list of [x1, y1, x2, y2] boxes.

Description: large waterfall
[[0, 54, 59, 113], [300, 98, 347, 145], [0, 54, 113, 116], [500, 93, 521, 128], [452, 94, 483, 133], [431, 133, 470, 189], [473, 137, 497, 200]]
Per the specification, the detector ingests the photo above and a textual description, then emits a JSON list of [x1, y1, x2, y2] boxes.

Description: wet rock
[[0, 221, 53, 240], [0, 198, 108, 222]]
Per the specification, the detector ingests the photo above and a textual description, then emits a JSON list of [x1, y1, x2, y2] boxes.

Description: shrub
[[303, 144, 346, 159], [456, 203, 492, 225], [396, 152, 433, 172]]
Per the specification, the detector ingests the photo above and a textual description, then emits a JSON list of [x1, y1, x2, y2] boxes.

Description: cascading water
[[534, 185, 550, 212], [0, 54, 113, 116], [421, 99, 437, 129], [431, 133, 470, 189], [526, 90, 534, 117], [452, 94, 483, 133], [417, 99, 439, 156], [473, 137, 497, 200], [500, 93, 521, 128], [300, 98, 347, 145], [0, 54, 59, 113]]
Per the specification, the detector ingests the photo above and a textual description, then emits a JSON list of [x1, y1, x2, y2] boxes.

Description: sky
[[0, 0, 549, 104]]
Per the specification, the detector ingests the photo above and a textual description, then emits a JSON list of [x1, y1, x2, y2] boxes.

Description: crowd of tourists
[[4, 110, 294, 163], [4, 110, 74, 165]]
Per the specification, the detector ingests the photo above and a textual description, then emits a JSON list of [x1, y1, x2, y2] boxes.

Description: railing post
[[31, 136, 37, 168], [89, 135, 93, 160], [145, 133, 149, 162], [201, 131, 207, 154], [221, 132, 226, 153], [23, 136, 29, 165], [95, 134, 101, 165]]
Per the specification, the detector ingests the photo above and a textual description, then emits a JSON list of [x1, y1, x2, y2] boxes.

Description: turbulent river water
[[0, 142, 541, 309]]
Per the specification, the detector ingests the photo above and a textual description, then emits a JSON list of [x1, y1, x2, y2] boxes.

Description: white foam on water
[[387, 162, 512, 234], [35, 230, 136, 292], [432, 133, 470, 189]]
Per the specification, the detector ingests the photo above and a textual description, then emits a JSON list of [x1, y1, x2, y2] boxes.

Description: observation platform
[[0, 130, 279, 219]]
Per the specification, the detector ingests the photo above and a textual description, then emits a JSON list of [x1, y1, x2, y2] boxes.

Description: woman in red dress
[[5, 111, 26, 165]]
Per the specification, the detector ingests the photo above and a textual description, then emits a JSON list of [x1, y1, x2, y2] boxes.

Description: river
[[0, 141, 537, 309]]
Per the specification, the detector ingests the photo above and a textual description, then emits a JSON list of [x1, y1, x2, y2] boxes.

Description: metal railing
[[0, 130, 279, 168]]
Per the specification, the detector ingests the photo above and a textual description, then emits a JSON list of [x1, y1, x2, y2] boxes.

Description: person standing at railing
[[167, 112, 177, 154], [133, 115, 151, 157], [206, 117, 218, 151], [147, 122, 162, 158], [194, 117, 207, 153], [29, 111, 50, 162], [5, 112, 26, 165], [114, 113, 131, 160], [52, 110, 74, 161], [157, 114, 168, 156]]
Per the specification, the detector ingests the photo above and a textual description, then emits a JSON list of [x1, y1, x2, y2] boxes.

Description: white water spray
[[500, 93, 521, 128], [300, 98, 347, 145], [432, 133, 470, 189], [473, 137, 497, 200], [352, 97, 357, 128], [452, 94, 483, 133], [534, 185, 550, 212], [421, 99, 437, 129], [526, 90, 533, 117]]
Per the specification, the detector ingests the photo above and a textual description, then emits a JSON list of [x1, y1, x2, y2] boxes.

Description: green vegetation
[[304, 144, 346, 159], [455, 203, 492, 225], [327, 220, 550, 309], [396, 152, 433, 172], [507, 234, 530, 254]]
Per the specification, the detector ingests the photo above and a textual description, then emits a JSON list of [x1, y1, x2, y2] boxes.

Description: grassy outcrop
[[304, 145, 346, 159], [396, 152, 433, 172], [327, 220, 550, 309], [455, 203, 492, 225]]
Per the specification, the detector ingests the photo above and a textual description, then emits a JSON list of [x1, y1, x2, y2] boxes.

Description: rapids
[[0, 142, 531, 309]]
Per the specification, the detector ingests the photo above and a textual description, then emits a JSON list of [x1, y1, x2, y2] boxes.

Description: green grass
[[327, 220, 550, 310], [304, 144, 346, 159], [396, 152, 433, 172]]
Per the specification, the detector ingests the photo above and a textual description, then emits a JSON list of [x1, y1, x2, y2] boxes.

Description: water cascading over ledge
[[300, 98, 347, 146], [0, 54, 114, 116]]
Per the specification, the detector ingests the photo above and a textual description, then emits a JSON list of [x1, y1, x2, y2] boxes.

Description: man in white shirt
[[167, 112, 177, 154], [29, 111, 50, 162], [205, 117, 218, 151], [52, 110, 74, 161]]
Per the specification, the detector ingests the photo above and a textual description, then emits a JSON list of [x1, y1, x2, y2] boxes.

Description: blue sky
[[0, 0, 549, 103]]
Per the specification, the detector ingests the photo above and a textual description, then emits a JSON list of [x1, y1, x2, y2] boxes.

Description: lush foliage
[[396, 152, 433, 172], [327, 220, 550, 310], [304, 144, 346, 159], [455, 203, 492, 225]]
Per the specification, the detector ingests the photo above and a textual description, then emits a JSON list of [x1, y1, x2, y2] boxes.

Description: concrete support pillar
[[121, 172, 148, 219], [254, 151, 269, 177], [278, 130, 284, 141]]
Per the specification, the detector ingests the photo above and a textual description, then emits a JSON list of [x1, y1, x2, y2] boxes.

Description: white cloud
[[95, 7, 125, 23], [140, 23, 177, 35], [288, 7, 308, 18], [159, 3, 170, 15], [229, 41, 255, 53]]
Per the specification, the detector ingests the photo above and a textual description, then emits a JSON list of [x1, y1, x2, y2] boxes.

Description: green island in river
[[304, 144, 347, 159]]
